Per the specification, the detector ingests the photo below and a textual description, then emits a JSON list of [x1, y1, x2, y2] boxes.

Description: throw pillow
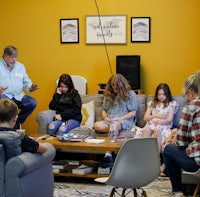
[[81, 100, 95, 129]]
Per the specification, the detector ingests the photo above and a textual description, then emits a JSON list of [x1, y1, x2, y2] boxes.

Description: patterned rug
[[54, 177, 173, 197]]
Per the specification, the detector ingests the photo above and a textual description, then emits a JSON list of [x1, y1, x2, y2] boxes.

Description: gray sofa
[[0, 133, 56, 197], [36, 93, 200, 188], [36, 94, 187, 135]]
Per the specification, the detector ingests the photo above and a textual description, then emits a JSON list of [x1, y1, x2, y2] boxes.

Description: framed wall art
[[86, 15, 127, 44], [131, 17, 151, 42], [60, 18, 79, 44]]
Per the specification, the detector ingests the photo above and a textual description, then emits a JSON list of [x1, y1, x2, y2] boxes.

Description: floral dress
[[145, 100, 179, 151], [145, 100, 178, 130], [102, 90, 138, 130]]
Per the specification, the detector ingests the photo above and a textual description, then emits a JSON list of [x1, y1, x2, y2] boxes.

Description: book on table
[[61, 132, 92, 142], [53, 167, 68, 173], [72, 164, 93, 175], [52, 160, 69, 169]]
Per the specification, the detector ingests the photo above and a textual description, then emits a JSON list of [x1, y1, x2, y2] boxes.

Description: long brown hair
[[152, 83, 172, 108], [104, 74, 131, 106]]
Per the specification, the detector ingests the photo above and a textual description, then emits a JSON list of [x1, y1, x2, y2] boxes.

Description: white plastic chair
[[182, 169, 200, 197], [95, 138, 160, 197], [56, 75, 87, 95]]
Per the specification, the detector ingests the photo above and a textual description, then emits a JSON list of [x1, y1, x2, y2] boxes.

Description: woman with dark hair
[[47, 74, 82, 137], [142, 83, 179, 153]]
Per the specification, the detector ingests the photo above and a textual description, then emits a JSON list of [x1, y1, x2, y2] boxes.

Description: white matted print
[[60, 18, 79, 43], [131, 17, 151, 42], [86, 15, 127, 44]]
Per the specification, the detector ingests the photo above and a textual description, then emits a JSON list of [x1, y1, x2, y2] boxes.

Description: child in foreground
[[0, 98, 47, 159]]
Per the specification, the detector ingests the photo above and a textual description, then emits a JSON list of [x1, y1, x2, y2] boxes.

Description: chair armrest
[[5, 143, 56, 177], [36, 110, 56, 134]]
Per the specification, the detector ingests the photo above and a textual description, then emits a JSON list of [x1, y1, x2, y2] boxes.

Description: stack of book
[[62, 133, 92, 142], [72, 164, 93, 175], [52, 160, 69, 173]]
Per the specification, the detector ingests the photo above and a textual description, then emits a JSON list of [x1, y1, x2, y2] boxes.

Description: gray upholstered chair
[[0, 132, 56, 197], [95, 138, 160, 197], [182, 169, 200, 197]]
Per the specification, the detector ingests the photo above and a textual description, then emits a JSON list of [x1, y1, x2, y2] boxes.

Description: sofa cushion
[[81, 94, 104, 122], [172, 95, 187, 128], [136, 94, 147, 128], [0, 131, 22, 160], [81, 100, 95, 129]]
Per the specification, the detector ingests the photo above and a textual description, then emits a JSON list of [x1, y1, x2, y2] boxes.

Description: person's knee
[[142, 128, 152, 137], [94, 122, 109, 134], [48, 123, 55, 129], [59, 125, 66, 132], [30, 98, 37, 109], [163, 144, 173, 156]]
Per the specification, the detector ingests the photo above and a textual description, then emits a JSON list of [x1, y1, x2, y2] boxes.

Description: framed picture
[[131, 17, 151, 42], [60, 18, 79, 43], [86, 15, 127, 44]]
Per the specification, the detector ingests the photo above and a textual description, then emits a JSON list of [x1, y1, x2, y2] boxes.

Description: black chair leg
[[110, 187, 116, 197], [121, 188, 126, 197], [133, 189, 137, 197]]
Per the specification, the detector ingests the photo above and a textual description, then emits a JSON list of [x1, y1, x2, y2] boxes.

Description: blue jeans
[[47, 119, 80, 136], [163, 144, 199, 192], [0, 95, 36, 125]]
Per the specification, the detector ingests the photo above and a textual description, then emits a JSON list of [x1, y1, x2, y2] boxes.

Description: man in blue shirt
[[0, 45, 39, 129]]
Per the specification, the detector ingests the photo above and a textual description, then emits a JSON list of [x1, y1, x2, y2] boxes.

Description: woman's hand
[[56, 88, 62, 94], [156, 113, 166, 119], [54, 114, 62, 120], [104, 116, 112, 122], [166, 129, 177, 144]]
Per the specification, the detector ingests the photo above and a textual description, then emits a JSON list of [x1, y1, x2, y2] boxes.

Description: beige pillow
[[81, 101, 95, 129]]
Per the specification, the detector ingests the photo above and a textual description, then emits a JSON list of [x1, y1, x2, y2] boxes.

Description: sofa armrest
[[5, 143, 56, 197], [5, 142, 55, 177], [36, 110, 56, 134]]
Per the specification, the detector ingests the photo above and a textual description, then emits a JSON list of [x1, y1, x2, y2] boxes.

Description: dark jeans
[[0, 95, 37, 125], [163, 144, 199, 192]]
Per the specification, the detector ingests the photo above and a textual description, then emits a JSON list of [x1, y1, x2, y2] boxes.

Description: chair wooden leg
[[133, 189, 137, 197], [193, 181, 200, 197], [110, 187, 116, 197], [142, 189, 147, 197]]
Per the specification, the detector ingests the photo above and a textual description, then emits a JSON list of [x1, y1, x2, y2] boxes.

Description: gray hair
[[183, 70, 200, 96], [3, 45, 18, 57]]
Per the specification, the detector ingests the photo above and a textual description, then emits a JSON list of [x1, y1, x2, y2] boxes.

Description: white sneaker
[[174, 192, 185, 197]]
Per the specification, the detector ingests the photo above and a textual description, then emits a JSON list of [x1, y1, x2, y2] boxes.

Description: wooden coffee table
[[30, 134, 124, 178], [31, 134, 123, 152]]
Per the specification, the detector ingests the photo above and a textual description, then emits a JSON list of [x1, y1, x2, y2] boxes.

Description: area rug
[[54, 177, 173, 197]]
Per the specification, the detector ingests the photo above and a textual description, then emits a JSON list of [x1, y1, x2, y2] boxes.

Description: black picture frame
[[131, 17, 151, 42], [60, 18, 79, 44]]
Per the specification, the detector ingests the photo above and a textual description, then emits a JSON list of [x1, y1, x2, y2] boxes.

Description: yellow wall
[[0, 0, 200, 134]]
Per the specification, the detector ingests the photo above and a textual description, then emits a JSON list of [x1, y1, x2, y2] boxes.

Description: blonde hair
[[183, 70, 200, 96]]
